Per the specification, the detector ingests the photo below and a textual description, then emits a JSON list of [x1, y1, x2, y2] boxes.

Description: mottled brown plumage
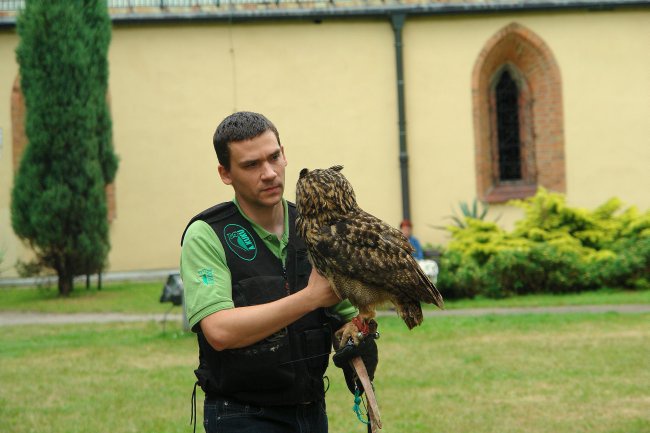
[[296, 165, 444, 341]]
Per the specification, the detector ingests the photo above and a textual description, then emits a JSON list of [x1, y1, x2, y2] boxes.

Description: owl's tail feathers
[[416, 266, 445, 310], [401, 302, 424, 329], [428, 285, 445, 310]]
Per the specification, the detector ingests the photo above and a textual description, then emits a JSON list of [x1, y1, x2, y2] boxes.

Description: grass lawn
[[0, 281, 171, 314], [1, 280, 649, 313], [0, 313, 648, 433], [440, 287, 650, 310]]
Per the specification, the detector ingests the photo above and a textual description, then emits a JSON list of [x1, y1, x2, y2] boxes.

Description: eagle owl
[[296, 165, 444, 341]]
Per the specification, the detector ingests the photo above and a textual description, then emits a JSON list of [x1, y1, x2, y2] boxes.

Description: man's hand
[[303, 269, 341, 309]]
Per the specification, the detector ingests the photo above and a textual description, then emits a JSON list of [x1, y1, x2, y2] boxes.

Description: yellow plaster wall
[[107, 20, 398, 273], [0, 9, 648, 277], [0, 30, 19, 273], [404, 10, 650, 246]]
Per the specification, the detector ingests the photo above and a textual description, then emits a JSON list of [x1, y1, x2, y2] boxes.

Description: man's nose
[[260, 162, 277, 180]]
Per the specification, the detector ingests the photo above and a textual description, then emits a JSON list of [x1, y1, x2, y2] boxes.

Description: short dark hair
[[213, 111, 281, 170]]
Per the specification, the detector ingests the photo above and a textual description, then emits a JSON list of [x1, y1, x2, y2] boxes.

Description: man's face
[[401, 225, 412, 238], [218, 130, 287, 210]]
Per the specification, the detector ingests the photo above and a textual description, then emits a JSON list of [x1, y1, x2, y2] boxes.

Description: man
[[180, 111, 364, 433]]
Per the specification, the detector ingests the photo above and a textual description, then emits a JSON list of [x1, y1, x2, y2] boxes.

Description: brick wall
[[471, 22, 566, 203]]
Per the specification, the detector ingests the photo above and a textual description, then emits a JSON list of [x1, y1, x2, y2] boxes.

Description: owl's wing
[[311, 211, 440, 304]]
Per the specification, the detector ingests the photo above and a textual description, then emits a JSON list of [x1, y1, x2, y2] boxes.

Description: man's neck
[[236, 197, 285, 238]]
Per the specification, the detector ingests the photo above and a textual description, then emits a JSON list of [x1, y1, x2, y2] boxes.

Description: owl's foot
[[336, 315, 378, 346]]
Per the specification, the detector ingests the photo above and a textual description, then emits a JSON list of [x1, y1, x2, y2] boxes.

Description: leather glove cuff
[[332, 332, 378, 394]]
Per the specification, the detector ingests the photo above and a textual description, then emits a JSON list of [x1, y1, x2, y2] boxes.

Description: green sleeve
[[180, 220, 234, 332], [328, 299, 359, 322]]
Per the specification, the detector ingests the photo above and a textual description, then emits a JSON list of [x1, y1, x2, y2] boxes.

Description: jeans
[[203, 398, 328, 433]]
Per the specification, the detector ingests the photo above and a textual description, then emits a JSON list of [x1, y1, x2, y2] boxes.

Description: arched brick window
[[472, 23, 565, 203], [11, 75, 117, 222]]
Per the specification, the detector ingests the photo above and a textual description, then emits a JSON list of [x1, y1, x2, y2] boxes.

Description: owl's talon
[[336, 315, 376, 347], [335, 321, 364, 346]]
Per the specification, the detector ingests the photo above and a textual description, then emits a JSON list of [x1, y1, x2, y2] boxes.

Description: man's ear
[[218, 164, 232, 185]]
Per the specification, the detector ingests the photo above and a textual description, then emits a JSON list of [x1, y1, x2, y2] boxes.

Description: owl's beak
[[299, 168, 309, 179]]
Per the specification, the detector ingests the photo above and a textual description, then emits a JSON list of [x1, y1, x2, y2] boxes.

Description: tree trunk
[[58, 272, 74, 297]]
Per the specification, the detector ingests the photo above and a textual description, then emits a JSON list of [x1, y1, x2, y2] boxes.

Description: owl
[[296, 165, 444, 343]]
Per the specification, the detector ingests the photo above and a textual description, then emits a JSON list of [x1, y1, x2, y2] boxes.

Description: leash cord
[[277, 350, 334, 366], [352, 388, 370, 426], [190, 381, 198, 433]]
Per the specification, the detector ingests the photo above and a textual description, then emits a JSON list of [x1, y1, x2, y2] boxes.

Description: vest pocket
[[234, 276, 286, 307], [302, 326, 331, 372], [219, 332, 295, 393], [296, 249, 311, 279], [218, 276, 295, 393]]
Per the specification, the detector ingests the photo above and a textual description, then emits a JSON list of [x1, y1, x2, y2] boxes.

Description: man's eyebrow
[[237, 149, 281, 166], [238, 157, 260, 166]]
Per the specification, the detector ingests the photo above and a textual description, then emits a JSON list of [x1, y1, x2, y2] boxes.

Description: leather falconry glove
[[332, 319, 379, 395]]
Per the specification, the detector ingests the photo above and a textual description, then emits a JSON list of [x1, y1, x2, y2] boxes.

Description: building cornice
[[0, 0, 649, 28]]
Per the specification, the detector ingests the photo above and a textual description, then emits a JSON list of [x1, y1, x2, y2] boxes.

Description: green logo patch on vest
[[223, 224, 257, 261], [198, 268, 214, 285]]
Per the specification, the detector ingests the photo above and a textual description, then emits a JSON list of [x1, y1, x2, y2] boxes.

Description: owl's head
[[296, 165, 358, 218]]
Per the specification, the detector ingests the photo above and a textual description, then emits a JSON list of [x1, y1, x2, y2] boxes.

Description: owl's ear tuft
[[329, 165, 344, 172], [299, 168, 309, 179]]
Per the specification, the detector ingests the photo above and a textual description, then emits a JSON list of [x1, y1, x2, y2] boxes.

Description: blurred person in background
[[400, 219, 424, 260]]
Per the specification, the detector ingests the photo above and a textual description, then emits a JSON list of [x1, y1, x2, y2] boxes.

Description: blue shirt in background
[[409, 235, 424, 260]]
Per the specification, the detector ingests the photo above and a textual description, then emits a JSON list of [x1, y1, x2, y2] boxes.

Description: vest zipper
[[282, 265, 290, 296]]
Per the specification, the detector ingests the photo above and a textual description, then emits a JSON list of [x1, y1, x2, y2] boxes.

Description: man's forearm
[[200, 283, 333, 351]]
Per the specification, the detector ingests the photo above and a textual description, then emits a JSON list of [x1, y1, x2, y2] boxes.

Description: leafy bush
[[436, 250, 482, 299], [437, 188, 650, 299], [431, 198, 499, 230]]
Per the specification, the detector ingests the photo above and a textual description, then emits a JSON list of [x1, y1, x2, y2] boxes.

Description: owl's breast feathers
[[300, 210, 443, 307]]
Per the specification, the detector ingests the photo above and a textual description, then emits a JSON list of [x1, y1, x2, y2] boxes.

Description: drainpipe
[[391, 13, 410, 222]]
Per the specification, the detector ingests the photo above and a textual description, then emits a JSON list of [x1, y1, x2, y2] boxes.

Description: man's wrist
[[295, 285, 322, 313]]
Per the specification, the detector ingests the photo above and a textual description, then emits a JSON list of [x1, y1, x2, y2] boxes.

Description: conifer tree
[[11, 0, 118, 296]]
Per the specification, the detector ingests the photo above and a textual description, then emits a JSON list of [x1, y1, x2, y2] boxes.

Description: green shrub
[[591, 237, 650, 289], [438, 188, 649, 299], [436, 250, 482, 299], [435, 198, 495, 229]]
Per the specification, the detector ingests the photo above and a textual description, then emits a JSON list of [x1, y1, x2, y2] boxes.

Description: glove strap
[[352, 316, 370, 336]]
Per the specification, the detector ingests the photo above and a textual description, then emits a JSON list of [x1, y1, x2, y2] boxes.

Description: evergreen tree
[[82, 0, 118, 186], [11, 0, 118, 296]]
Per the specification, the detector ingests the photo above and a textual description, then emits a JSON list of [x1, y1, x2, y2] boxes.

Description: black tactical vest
[[181, 202, 332, 405]]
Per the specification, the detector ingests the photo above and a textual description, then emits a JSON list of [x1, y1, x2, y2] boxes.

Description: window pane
[[495, 71, 522, 181]]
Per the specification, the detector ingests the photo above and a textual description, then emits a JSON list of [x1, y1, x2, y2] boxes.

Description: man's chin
[[258, 190, 283, 207]]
